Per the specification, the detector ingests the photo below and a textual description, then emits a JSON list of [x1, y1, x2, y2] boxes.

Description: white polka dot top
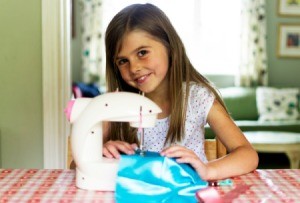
[[143, 82, 215, 162]]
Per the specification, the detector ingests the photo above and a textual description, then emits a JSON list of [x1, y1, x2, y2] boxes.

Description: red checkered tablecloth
[[0, 169, 114, 202], [0, 169, 299, 202], [216, 169, 300, 203]]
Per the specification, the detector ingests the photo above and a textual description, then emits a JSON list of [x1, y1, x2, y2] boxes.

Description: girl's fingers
[[102, 147, 114, 158], [160, 145, 180, 155], [161, 145, 203, 165], [176, 156, 199, 165], [131, 143, 138, 150], [161, 145, 208, 178], [177, 157, 206, 176], [104, 143, 122, 159], [161, 145, 194, 157], [113, 141, 135, 154], [103, 141, 136, 159]]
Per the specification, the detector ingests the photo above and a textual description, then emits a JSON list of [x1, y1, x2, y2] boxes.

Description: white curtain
[[79, 0, 103, 84], [237, 0, 268, 87]]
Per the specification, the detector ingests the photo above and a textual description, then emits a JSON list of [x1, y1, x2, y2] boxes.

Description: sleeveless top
[[142, 82, 215, 162]]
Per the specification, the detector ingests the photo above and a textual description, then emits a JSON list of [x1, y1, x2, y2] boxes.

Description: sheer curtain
[[237, 0, 268, 87], [79, 0, 103, 84], [101, 0, 242, 76]]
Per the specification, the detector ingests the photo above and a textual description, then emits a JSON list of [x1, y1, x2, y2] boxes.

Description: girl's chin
[[136, 86, 156, 94]]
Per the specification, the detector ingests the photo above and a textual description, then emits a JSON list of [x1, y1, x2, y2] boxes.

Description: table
[[244, 131, 300, 169], [0, 169, 299, 202], [0, 169, 113, 202]]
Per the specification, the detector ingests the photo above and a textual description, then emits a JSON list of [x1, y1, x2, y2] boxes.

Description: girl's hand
[[160, 145, 208, 179], [103, 140, 137, 159]]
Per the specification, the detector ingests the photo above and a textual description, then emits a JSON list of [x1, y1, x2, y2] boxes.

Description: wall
[[0, 0, 43, 168], [208, 1, 300, 88], [266, 1, 300, 87]]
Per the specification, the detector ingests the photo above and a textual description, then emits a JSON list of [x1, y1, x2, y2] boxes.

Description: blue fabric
[[115, 151, 208, 203]]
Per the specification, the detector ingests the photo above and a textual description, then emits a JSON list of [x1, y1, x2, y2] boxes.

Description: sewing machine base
[[76, 158, 119, 191]]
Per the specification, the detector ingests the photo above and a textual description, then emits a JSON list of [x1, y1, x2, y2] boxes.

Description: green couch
[[205, 87, 300, 139]]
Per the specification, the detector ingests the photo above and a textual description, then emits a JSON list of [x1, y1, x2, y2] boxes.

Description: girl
[[103, 3, 258, 181]]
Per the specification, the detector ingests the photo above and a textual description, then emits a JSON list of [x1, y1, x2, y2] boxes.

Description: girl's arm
[[203, 99, 259, 180], [161, 99, 258, 181]]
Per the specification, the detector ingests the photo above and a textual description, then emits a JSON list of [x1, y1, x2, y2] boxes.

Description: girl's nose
[[129, 61, 142, 73]]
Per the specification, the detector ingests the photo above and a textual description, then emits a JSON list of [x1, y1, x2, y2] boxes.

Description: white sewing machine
[[65, 92, 162, 191]]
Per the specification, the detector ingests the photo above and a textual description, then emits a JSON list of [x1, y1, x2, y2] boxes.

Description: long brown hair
[[105, 3, 226, 145]]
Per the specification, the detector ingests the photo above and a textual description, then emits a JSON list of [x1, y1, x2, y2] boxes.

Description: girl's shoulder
[[184, 82, 215, 124], [185, 81, 215, 104], [184, 82, 214, 95], [188, 81, 206, 89]]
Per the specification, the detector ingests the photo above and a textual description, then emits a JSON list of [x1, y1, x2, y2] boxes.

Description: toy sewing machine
[[65, 91, 162, 191]]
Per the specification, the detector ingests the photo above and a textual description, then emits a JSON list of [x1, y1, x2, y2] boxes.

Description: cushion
[[220, 87, 258, 120], [256, 87, 300, 121]]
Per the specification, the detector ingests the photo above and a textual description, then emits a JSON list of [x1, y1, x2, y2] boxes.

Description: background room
[[0, 0, 300, 169]]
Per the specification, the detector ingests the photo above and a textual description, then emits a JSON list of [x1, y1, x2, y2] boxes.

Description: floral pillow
[[256, 87, 300, 121]]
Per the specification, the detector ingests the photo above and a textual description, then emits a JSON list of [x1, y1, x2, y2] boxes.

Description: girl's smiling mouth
[[135, 73, 151, 85]]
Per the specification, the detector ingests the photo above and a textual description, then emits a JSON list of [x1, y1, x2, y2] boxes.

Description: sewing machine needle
[[140, 128, 145, 156], [139, 105, 145, 156]]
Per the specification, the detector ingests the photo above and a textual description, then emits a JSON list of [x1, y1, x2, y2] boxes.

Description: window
[[102, 0, 241, 76]]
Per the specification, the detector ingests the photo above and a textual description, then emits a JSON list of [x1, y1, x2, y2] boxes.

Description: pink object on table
[[196, 187, 223, 203]]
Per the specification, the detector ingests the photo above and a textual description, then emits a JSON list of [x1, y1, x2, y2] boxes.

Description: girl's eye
[[116, 59, 128, 66], [138, 50, 148, 57]]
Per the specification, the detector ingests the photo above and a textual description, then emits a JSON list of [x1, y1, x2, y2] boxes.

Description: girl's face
[[115, 30, 169, 94]]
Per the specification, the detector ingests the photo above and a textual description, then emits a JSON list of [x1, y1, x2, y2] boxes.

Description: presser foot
[[135, 148, 145, 156]]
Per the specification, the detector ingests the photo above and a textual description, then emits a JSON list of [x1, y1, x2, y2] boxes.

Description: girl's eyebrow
[[116, 45, 150, 60]]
